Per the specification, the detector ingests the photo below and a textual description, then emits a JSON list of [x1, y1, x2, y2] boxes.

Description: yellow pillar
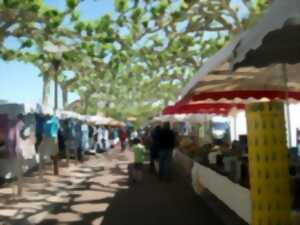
[[246, 102, 291, 225]]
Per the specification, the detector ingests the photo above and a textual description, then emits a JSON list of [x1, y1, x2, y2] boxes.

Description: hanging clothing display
[[57, 120, 66, 154], [7, 119, 18, 158], [75, 121, 82, 150], [0, 114, 8, 158], [81, 123, 90, 152], [39, 137, 59, 157], [18, 114, 36, 159], [0, 114, 8, 147], [97, 127, 104, 150], [41, 116, 59, 157], [64, 118, 78, 151], [35, 114, 45, 150], [43, 116, 59, 139], [88, 125, 95, 149]]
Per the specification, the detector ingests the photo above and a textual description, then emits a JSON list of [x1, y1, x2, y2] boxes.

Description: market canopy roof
[[153, 114, 210, 124], [180, 37, 241, 99], [162, 103, 245, 116], [179, 38, 300, 104], [56, 110, 83, 120], [175, 0, 300, 116], [183, 63, 300, 103], [232, 0, 300, 69]]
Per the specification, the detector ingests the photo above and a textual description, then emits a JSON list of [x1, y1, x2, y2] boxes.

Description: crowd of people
[[131, 122, 177, 182], [40, 115, 176, 183]]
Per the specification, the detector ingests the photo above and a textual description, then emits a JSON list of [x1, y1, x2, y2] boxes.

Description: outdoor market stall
[[230, 1, 300, 224], [169, 0, 300, 223], [0, 103, 38, 195]]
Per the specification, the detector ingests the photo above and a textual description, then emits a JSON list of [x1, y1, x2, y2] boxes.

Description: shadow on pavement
[[0, 151, 224, 225]]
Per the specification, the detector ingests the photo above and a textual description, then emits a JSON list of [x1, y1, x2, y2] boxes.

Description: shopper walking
[[158, 122, 176, 181], [149, 125, 161, 173], [120, 127, 127, 151], [131, 138, 146, 182]]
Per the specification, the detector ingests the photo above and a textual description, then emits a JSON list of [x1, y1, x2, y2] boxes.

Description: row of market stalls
[[0, 102, 124, 195], [156, 0, 300, 224]]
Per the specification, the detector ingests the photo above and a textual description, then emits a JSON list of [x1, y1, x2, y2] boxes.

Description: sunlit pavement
[[0, 148, 224, 225]]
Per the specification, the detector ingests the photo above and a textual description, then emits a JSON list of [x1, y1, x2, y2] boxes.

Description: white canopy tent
[[153, 114, 210, 124], [180, 62, 300, 102], [180, 37, 241, 99], [56, 110, 83, 120], [230, 0, 300, 147], [85, 115, 111, 125]]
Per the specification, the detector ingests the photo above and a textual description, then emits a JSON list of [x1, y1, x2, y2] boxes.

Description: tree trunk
[[42, 75, 51, 106], [54, 72, 58, 110], [84, 94, 89, 114], [62, 86, 68, 109]]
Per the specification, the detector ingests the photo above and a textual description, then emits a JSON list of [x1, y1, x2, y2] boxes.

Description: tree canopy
[[0, 0, 270, 124]]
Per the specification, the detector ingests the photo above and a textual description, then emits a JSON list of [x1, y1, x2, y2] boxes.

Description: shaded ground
[[0, 148, 224, 225]]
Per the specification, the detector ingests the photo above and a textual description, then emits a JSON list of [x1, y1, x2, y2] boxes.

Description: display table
[[174, 149, 300, 224], [191, 160, 251, 224], [173, 149, 251, 223]]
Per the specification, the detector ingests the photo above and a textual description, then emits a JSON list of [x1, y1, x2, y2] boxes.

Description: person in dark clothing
[[158, 122, 176, 180], [149, 125, 161, 172]]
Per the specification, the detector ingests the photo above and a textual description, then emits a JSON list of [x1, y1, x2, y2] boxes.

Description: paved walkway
[[0, 149, 224, 225]]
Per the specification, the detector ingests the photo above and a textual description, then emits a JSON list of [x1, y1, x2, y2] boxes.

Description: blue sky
[[0, 0, 247, 108]]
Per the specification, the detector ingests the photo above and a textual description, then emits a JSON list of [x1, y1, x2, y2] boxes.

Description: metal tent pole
[[282, 63, 292, 148]]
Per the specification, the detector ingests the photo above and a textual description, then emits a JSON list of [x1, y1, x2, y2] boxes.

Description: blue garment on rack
[[35, 114, 45, 138], [43, 116, 59, 138], [66, 119, 77, 140]]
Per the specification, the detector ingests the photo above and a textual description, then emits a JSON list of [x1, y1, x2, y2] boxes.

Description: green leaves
[[66, 0, 79, 10], [131, 8, 143, 22], [71, 10, 80, 21], [1, 49, 16, 61], [157, 0, 169, 14], [75, 21, 85, 33], [95, 15, 112, 32], [114, 0, 128, 13], [21, 40, 33, 48], [3, 0, 20, 8], [29, 2, 41, 13], [86, 22, 94, 36]]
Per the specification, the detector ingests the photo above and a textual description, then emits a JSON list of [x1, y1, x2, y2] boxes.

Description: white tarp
[[56, 110, 82, 120], [85, 115, 110, 125], [153, 114, 209, 123]]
